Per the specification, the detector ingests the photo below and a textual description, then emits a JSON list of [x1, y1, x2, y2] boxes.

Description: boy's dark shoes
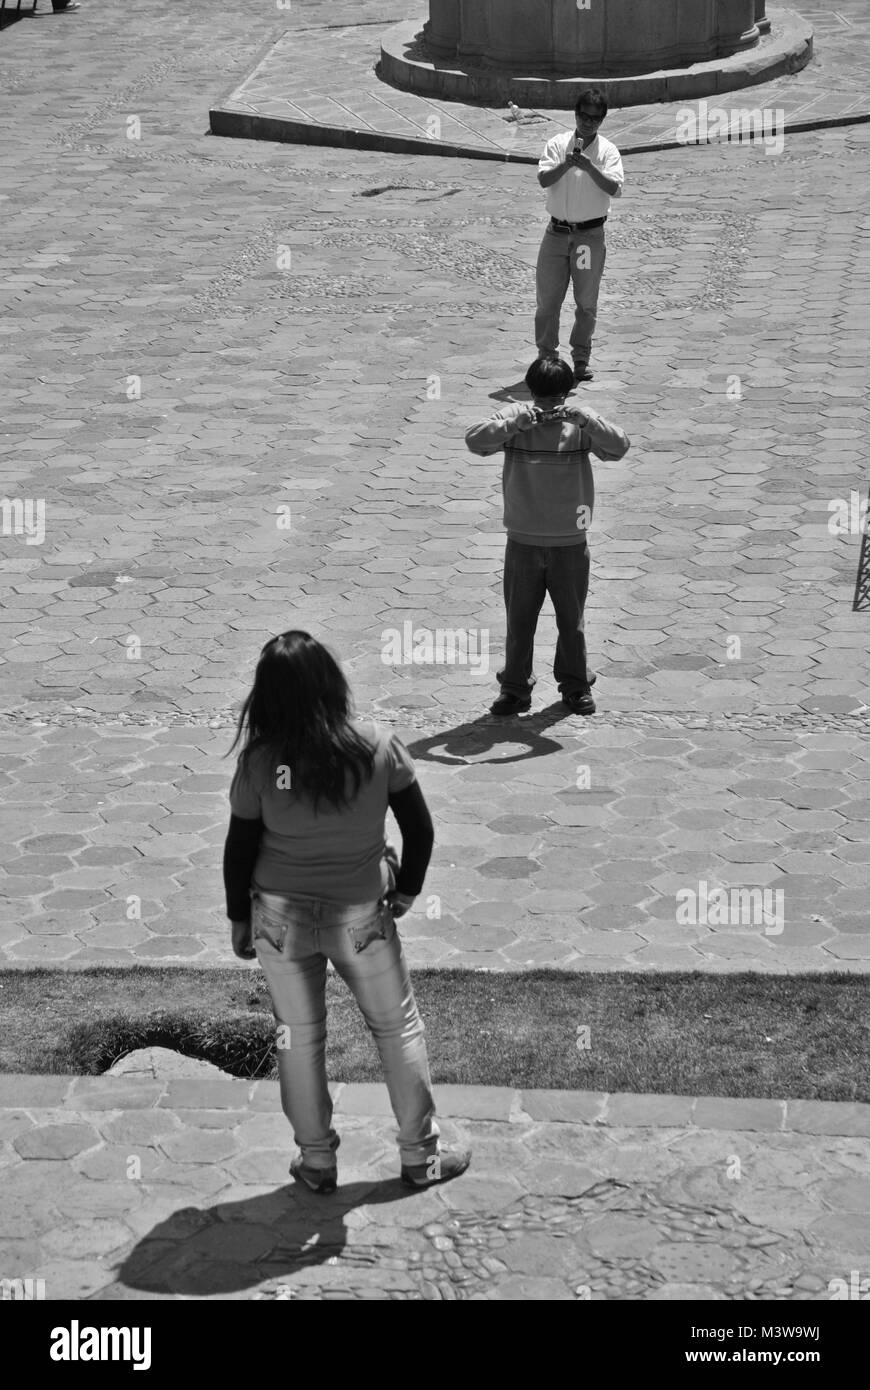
[[562, 688, 596, 716], [573, 364, 594, 383], [490, 693, 532, 716]]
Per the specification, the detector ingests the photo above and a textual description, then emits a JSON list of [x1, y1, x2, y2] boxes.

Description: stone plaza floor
[[1, 0, 869, 973], [0, 0, 869, 1302], [211, 0, 870, 159]]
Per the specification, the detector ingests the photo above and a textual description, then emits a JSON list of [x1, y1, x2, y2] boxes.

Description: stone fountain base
[[378, 6, 811, 109]]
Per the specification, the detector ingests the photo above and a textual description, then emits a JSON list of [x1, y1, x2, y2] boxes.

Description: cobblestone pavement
[[212, 2, 870, 160], [1, 0, 869, 971], [1, 1052, 868, 1301]]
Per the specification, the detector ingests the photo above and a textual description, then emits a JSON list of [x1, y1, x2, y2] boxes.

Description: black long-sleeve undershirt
[[222, 781, 435, 920], [389, 780, 435, 897], [223, 815, 263, 921]]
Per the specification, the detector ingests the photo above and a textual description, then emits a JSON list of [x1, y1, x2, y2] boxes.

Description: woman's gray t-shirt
[[229, 718, 416, 904]]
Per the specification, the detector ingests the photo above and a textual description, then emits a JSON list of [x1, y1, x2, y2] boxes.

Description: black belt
[[550, 216, 607, 232]]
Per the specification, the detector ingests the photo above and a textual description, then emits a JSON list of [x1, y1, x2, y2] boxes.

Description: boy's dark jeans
[[497, 537, 591, 698]]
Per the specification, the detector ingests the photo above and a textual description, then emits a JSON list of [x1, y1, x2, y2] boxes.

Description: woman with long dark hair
[[223, 631, 470, 1194]]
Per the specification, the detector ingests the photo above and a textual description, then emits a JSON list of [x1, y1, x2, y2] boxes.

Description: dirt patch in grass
[[1, 967, 868, 1100]]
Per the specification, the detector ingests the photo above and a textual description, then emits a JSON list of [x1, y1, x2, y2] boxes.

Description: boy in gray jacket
[[465, 357, 630, 716]]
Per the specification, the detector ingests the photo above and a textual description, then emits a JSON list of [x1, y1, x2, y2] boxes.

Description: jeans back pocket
[[347, 901, 392, 954], [252, 903, 289, 954]]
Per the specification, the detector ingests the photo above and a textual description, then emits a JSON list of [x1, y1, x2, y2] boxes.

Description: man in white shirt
[[535, 89, 625, 383]]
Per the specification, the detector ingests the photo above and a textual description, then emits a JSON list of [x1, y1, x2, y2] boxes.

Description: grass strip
[[1, 967, 868, 1100]]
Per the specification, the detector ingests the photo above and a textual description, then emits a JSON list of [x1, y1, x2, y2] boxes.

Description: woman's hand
[[385, 892, 416, 919], [231, 919, 257, 960]]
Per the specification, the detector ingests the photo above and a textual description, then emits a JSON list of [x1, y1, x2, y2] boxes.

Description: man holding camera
[[535, 88, 624, 383]]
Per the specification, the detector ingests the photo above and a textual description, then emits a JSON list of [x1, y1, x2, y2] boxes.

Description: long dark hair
[[229, 631, 375, 812]]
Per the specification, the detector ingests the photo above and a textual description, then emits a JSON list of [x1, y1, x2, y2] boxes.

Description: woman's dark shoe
[[490, 693, 531, 716], [573, 363, 594, 383], [289, 1133, 340, 1193], [562, 688, 596, 716], [401, 1148, 471, 1189], [289, 1157, 337, 1194]]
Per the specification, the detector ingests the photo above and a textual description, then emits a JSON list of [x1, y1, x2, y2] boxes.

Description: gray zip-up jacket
[[465, 401, 630, 546]]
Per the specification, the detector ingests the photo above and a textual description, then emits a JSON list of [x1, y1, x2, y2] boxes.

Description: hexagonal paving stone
[[132, 937, 205, 959], [20, 834, 87, 854], [485, 815, 546, 834], [806, 1214, 870, 1258], [75, 1146, 164, 1182], [13, 1124, 101, 1161], [226, 1149, 293, 1185], [571, 930, 647, 956], [100, 1112, 182, 1145], [42, 1220, 134, 1261], [145, 1162, 234, 1196], [476, 857, 541, 880], [158, 1130, 241, 1164], [500, 939, 578, 965]]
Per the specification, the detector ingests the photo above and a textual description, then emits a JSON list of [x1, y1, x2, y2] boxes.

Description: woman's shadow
[[110, 1178, 427, 1299]]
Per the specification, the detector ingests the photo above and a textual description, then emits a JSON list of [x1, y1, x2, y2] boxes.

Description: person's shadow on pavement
[[488, 380, 530, 403], [110, 1178, 426, 1299], [487, 381, 582, 405], [405, 703, 582, 767]]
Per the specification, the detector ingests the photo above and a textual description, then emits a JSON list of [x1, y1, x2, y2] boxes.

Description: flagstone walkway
[[2, 1051, 868, 1301]]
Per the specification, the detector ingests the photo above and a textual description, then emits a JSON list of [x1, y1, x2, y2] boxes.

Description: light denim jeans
[[535, 223, 607, 366], [252, 889, 440, 1170]]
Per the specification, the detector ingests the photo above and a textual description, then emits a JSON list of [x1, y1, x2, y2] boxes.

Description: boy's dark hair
[[525, 357, 574, 399], [575, 87, 608, 120]]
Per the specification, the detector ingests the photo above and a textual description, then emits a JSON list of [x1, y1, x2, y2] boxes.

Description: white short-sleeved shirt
[[229, 718, 416, 904], [538, 130, 624, 223]]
